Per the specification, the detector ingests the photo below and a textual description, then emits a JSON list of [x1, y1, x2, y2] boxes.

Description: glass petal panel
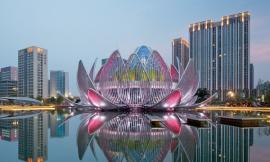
[[98, 51, 125, 104], [118, 54, 151, 107], [145, 51, 172, 105], [170, 64, 179, 83], [77, 60, 96, 105], [87, 88, 118, 109], [151, 89, 181, 110], [89, 58, 97, 81], [176, 59, 199, 105]]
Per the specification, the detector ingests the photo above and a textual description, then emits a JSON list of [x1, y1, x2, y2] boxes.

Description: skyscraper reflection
[[214, 125, 253, 162], [49, 112, 69, 138], [0, 119, 18, 142], [18, 112, 48, 162], [0, 110, 258, 162], [191, 124, 253, 162]]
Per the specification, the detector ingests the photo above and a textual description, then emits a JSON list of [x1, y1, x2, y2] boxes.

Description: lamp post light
[[227, 91, 235, 100], [226, 91, 236, 107], [12, 87, 18, 97]]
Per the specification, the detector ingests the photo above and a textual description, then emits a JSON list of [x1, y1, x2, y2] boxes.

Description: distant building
[[0, 66, 17, 81], [18, 112, 48, 162], [0, 66, 18, 97], [250, 63, 254, 90], [0, 81, 17, 97], [250, 64, 255, 97], [101, 58, 108, 65], [257, 80, 270, 101], [49, 71, 69, 97], [172, 37, 190, 69], [48, 80, 50, 97], [18, 46, 48, 98], [189, 12, 251, 100]]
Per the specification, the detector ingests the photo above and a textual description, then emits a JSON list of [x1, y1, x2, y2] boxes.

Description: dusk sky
[[0, 0, 270, 95]]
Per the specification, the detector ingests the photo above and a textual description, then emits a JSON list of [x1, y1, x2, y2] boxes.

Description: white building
[[18, 46, 48, 98]]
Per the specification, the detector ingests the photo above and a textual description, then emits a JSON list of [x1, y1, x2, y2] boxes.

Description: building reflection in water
[[18, 112, 48, 162], [0, 110, 258, 162], [0, 119, 19, 142], [49, 112, 69, 138], [192, 124, 253, 162], [77, 112, 197, 162], [76, 111, 255, 162], [0, 110, 71, 162], [190, 111, 254, 162]]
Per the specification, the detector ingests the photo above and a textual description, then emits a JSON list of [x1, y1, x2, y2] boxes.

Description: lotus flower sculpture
[[77, 45, 216, 110]]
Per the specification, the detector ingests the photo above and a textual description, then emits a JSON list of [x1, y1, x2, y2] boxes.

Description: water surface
[[0, 109, 270, 162]]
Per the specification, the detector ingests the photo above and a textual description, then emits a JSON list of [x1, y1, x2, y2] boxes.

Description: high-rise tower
[[172, 37, 190, 70], [18, 46, 48, 98], [189, 12, 251, 100]]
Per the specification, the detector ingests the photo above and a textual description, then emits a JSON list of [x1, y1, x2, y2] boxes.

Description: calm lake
[[0, 109, 270, 162]]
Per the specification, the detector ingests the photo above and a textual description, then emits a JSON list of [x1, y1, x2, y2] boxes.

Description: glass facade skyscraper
[[49, 71, 69, 97], [0, 66, 18, 97], [189, 12, 251, 100]]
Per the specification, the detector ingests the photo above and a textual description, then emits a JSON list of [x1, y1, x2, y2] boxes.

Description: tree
[[195, 88, 210, 103], [56, 96, 64, 104], [265, 90, 270, 104], [36, 96, 43, 101], [48, 97, 56, 104]]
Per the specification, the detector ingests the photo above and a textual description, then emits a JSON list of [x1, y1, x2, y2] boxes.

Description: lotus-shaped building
[[77, 45, 215, 110]]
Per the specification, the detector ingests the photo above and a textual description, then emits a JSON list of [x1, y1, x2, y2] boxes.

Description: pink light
[[163, 114, 181, 134], [170, 139, 179, 151], [162, 90, 182, 108], [88, 114, 106, 134], [87, 89, 106, 107]]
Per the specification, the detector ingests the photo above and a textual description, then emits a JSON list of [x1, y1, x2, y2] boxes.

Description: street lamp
[[227, 91, 235, 99]]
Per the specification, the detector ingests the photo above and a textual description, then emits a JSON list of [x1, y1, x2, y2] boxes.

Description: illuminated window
[[37, 48, 43, 53], [27, 48, 33, 53]]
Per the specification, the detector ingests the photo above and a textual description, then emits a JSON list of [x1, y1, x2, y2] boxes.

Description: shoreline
[[1, 105, 270, 112]]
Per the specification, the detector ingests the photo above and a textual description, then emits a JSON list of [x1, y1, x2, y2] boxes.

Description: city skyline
[[0, 0, 270, 95]]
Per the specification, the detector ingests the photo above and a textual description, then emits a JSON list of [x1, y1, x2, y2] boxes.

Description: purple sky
[[0, 0, 269, 95]]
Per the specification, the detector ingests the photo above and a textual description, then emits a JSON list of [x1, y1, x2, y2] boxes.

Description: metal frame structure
[[77, 45, 216, 110]]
